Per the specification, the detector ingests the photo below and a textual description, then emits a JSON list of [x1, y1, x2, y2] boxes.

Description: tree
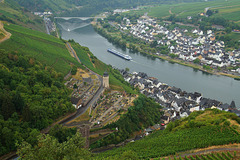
[[206, 9, 214, 17], [121, 150, 139, 160], [150, 40, 158, 48], [169, 53, 177, 59], [49, 124, 77, 143], [17, 132, 91, 160], [71, 66, 77, 75], [1, 92, 15, 120], [13, 92, 25, 113], [193, 58, 200, 64], [115, 16, 122, 23], [225, 27, 232, 34]]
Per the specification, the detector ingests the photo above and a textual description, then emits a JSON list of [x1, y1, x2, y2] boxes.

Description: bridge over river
[[54, 17, 102, 21]]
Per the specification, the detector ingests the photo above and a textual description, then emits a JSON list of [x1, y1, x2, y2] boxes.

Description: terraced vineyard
[[148, 0, 240, 22], [0, 24, 79, 75], [95, 109, 240, 159], [158, 151, 239, 160]]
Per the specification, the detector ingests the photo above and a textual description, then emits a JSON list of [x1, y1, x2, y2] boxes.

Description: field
[[148, 5, 172, 18], [228, 32, 240, 41], [0, 24, 79, 75], [146, 0, 240, 22]]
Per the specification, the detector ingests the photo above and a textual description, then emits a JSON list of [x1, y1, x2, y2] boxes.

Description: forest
[[0, 49, 75, 156]]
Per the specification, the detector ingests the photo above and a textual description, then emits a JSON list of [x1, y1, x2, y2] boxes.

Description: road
[[66, 42, 81, 63], [43, 17, 50, 35]]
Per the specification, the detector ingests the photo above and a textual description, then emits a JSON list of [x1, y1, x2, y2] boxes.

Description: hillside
[[0, 49, 76, 156], [13, 0, 211, 17], [0, 0, 45, 32], [13, 0, 75, 13], [95, 109, 240, 159], [1, 1, 240, 159], [0, 24, 80, 75], [147, 0, 240, 23]]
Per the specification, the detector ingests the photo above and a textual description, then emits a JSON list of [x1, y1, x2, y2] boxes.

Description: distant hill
[[147, 0, 240, 23], [0, 0, 45, 32], [12, 0, 212, 17], [95, 109, 240, 159]]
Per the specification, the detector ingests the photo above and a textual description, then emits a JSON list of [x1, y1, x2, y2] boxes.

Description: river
[[57, 19, 240, 108]]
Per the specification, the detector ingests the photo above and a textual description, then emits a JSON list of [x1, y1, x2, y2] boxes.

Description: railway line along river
[[57, 19, 240, 108]]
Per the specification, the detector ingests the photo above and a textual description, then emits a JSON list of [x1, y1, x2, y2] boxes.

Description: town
[[118, 69, 240, 122], [114, 14, 240, 76], [34, 11, 56, 35]]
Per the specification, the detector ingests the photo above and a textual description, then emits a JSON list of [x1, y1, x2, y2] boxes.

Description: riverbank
[[118, 68, 240, 113], [153, 54, 240, 79], [92, 22, 240, 80]]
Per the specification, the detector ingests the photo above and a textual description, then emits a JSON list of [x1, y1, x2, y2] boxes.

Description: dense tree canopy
[[17, 132, 91, 160], [0, 50, 75, 156]]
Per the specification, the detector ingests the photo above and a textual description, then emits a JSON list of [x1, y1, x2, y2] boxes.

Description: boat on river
[[107, 48, 132, 61]]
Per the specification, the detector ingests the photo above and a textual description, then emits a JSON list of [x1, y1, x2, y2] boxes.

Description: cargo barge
[[107, 49, 132, 61]]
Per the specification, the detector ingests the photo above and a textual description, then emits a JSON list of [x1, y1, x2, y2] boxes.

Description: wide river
[[58, 19, 240, 108]]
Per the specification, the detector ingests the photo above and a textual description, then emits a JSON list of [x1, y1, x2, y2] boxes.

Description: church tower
[[103, 72, 109, 88]]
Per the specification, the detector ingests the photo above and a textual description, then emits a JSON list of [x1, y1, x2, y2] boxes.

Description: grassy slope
[[0, 24, 79, 75], [95, 109, 240, 159]]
